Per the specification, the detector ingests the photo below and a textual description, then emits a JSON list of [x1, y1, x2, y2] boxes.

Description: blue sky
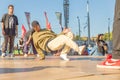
[[0, 0, 116, 38]]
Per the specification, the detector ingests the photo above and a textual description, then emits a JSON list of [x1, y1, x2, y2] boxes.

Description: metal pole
[[0, 35, 1, 47], [108, 18, 110, 41], [77, 16, 81, 40], [87, 0, 91, 45]]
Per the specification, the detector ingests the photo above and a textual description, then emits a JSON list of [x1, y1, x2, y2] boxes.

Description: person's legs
[[48, 35, 85, 55], [23, 39, 29, 57], [97, 0, 120, 69], [65, 31, 74, 40], [9, 36, 15, 56], [60, 45, 71, 61], [112, 0, 120, 59], [112, 20, 120, 59], [1, 35, 9, 57], [60, 32, 74, 60], [61, 31, 74, 54]]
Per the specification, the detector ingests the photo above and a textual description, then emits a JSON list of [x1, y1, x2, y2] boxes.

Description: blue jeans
[[89, 45, 104, 56]]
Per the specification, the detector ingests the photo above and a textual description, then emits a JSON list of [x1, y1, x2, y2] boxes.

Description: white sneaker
[[9, 53, 15, 58], [60, 54, 70, 61], [24, 54, 28, 57], [1, 53, 6, 58], [35, 54, 40, 58], [78, 45, 85, 55]]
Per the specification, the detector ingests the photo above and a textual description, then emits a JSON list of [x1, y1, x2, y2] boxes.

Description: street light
[[108, 18, 110, 41], [77, 16, 81, 40], [87, 0, 91, 45]]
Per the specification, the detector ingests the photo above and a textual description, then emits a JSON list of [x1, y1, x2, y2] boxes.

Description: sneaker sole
[[97, 64, 120, 69]]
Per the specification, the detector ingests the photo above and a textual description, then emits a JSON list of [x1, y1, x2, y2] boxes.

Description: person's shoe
[[9, 53, 15, 58], [24, 54, 28, 57], [97, 59, 120, 69], [78, 45, 85, 55], [60, 54, 70, 61], [1, 53, 6, 58], [35, 54, 40, 58], [106, 54, 112, 59]]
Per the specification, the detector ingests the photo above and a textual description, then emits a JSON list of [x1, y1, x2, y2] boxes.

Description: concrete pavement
[[0, 56, 120, 80]]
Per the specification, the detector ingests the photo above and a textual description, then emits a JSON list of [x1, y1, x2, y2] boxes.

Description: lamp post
[[108, 18, 110, 41], [87, 0, 91, 45], [77, 16, 81, 40]]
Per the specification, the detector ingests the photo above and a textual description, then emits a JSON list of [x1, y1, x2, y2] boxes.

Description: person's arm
[[34, 44, 45, 59], [26, 35, 32, 45], [15, 25, 18, 37], [1, 22, 5, 35], [103, 43, 108, 53], [15, 16, 19, 37], [33, 37, 45, 59], [1, 14, 6, 35]]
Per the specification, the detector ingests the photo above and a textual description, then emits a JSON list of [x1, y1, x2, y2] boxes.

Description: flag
[[44, 12, 51, 30], [55, 12, 61, 20], [25, 12, 31, 29], [55, 12, 63, 31], [21, 24, 26, 38]]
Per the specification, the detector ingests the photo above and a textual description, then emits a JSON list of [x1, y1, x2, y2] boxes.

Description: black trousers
[[112, 0, 120, 59], [2, 35, 15, 53]]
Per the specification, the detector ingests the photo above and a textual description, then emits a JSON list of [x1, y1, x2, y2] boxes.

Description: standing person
[[23, 29, 39, 57], [1, 5, 18, 58], [31, 21, 85, 61], [97, 0, 120, 69]]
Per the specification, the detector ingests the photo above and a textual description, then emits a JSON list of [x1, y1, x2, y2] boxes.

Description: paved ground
[[0, 56, 120, 80]]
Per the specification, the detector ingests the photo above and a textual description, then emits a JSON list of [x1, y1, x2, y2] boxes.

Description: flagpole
[[0, 35, 1, 47], [108, 18, 110, 41], [77, 16, 81, 40], [87, 0, 91, 45]]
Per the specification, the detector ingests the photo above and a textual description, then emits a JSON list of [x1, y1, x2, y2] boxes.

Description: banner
[[21, 24, 26, 38], [25, 12, 31, 29], [44, 12, 51, 30], [55, 12, 63, 31]]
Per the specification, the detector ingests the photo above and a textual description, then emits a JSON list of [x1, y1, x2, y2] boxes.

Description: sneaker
[[8, 53, 15, 58], [60, 54, 70, 61], [24, 54, 28, 57], [35, 54, 40, 58], [1, 53, 6, 58], [97, 59, 120, 69], [106, 54, 112, 59], [78, 45, 85, 55]]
